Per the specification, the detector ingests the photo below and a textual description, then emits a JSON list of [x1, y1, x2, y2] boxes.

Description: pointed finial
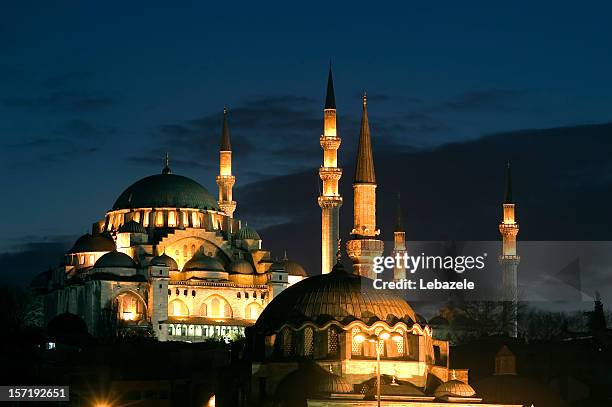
[[162, 152, 172, 174], [504, 161, 513, 203], [395, 192, 403, 232], [329, 364, 333, 373], [363, 91, 367, 107], [336, 238, 342, 262], [325, 63, 336, 109], [450, 369, 457, 380], [283, 250, 288, 261], [220, 108, 231, 151]]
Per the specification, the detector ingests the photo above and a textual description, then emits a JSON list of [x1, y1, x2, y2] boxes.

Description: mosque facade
[[34, 109, 307, 342]]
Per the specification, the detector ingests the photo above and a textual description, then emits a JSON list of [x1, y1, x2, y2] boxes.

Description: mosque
[[32, 66, 543, 406], [34, 108, 307, 342]]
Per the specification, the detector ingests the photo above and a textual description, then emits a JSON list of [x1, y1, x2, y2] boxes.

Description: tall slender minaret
[[346, 94, 384, 278], [499, 161, 520, 338], [216, 108, 236, 218], [318, 65, 343, 274], [393, 193, 407, 280]]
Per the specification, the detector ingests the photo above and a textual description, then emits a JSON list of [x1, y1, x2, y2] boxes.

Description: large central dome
[[256, 263, 417, 332], [112, 173, 219, 211]]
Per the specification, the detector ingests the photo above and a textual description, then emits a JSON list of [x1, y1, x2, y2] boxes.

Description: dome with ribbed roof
[[94, 250, 136, 269], [434, 379, 476, 399], [68, 233, 115, 254], [150, 253, 179, 271], [183, 252, 225, 272], [256, 262, 417, 332], [235, 225, 260, 240], [112, 173, 219, 211], [282, 258, 307, 277], [230, 259, 254, 274], [118, 220, 147, 234]]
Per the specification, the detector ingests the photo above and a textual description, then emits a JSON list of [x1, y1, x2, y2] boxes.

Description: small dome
[[118, 220, 147, 234], [183, 252, 225, 272], [150, 253, 179, 271], [235, 225, 260, 240], [230, 259, 254, 274], [68, 233, 115, 253], [282, 259, 307, 277], [434, 377, 476, 399], [317, 371, 353, 394], [94, 251, 136, 269]]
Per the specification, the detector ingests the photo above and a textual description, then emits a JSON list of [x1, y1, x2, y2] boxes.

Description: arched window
[[169, 299, 189, 316], [282, 328, 293, 357], [351, 327, 363, 356], [168, 211, 176, 227], [203, 295, 233, 318], [304, 327, 314, 357], [155, 211, 164, 226], [116, 291, 145, 321], [328, 329, 339, 356], [211, 298, 220, 316], [245, 302, 263, 320], [168, 325, 175, 335]]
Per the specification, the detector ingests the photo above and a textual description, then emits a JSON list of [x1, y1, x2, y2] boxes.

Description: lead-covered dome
[[235, 225, 260, 240], [150, 253, 179, 271], [230, 259, 255, 274], [183, 252, 225, 272], [256, 262, 417, 332], [434, 379, 476, 399], [68, 233, 115, 253], [94, 250, 136, 269], [112, 173, 219, 211]]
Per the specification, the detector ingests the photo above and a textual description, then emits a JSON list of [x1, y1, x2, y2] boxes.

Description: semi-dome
[[256, 262, 417, 332], [118, 220, 147, 234], [150, 253, 179, 271], [112, 173, 219, 211], [94, 250, 136, 269], [434, 377, 476, 399], [230, 259, 254, 274], [235, 225, 260, 240], [68, 233, 115, 254], [183, 252, 225, 272]]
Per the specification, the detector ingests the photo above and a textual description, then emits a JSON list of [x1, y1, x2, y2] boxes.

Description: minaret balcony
[[320, 136, 341, 150], [498, 254, 521, 264], [318, 196, 343, 208], [319, 167, 342, 181]]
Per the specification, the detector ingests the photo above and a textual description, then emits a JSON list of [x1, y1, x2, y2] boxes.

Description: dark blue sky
[[1, 2, 612, 262]]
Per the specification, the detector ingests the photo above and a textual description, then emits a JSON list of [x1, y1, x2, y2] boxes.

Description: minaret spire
[[162, 152, 171, 174], [318, 64, 343, 274], [499, 161, 520, 338], [354, 93, 376, 184], [504, 160, 512, 203], [346, 92, 384, 278], [393, 193, 407, 280], [216, 108, 237, 218]]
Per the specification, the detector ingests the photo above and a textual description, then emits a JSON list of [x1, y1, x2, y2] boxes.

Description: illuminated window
[[245, 302, 263, 320], [395, 335, 405, 355], [155, 211, 164, 226], [168, 211, 176, 227], [304, 327, 314, 357], [89, 254, 94, 264], [352, 327, 363, 356], [204, 295, 232, 318], [169, 299, 189, 316], [143, 211, 149, 227]]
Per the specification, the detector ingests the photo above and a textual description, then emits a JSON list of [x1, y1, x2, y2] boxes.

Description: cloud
[[235, 122, 612, 286], [3, 90, 116, 112], [7, 119, 113, 163]]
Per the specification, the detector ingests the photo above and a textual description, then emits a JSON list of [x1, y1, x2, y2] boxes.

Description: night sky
[[2, 2, 612, 304]]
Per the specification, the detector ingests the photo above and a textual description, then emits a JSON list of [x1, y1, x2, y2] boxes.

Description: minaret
[[393, 193, 407, 280], [318, 65, 343, 274], [346, 94, 384, 278], [216, 108, 236, 218], [499, 161, 520, 338]]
